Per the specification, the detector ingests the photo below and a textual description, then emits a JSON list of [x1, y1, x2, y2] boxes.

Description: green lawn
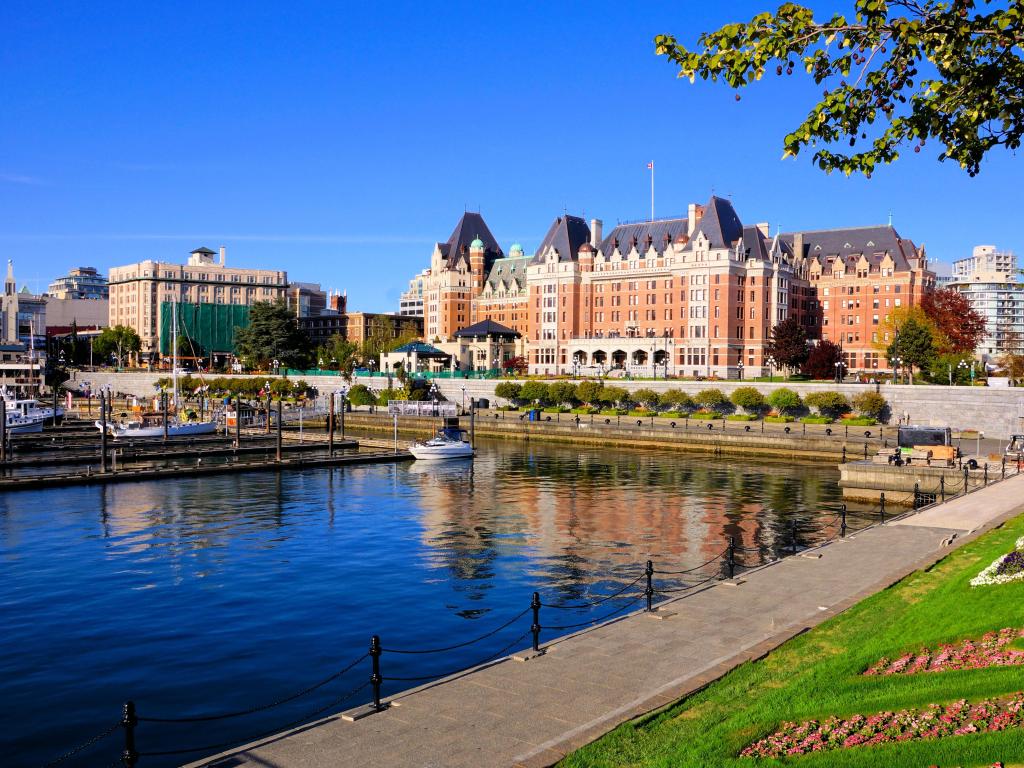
[[558, 515, 1024, 768]]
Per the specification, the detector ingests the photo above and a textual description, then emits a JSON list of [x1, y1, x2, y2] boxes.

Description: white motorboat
[[409, 419, 474, 460], [3, 411, 44, 434], [0, 387, 63, 422]]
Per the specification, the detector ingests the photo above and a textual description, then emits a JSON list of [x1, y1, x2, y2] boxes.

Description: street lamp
[[834, 359, 845, 383], [272, 358, 280, 375], [892, 356, 903, 385], [766, 355, 776, 382], [461, 385, 467, 413], [737, 360, 744, 381]]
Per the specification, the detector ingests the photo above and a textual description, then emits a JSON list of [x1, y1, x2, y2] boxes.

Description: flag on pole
[[647, 162, 653, 169]]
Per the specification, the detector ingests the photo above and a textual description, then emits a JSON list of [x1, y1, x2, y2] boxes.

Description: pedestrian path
[[190, 475, 1024, 768]]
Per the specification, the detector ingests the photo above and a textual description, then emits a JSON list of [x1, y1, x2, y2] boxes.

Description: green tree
[[852, 390, 888, 420], [600, 386, 630, 408], [804, 391, 851, 419], [347, 384, 375, 406], [658, 389, 695, 412], [548, 381, 579, 408], [576, 380, 604, 406], [768, 387, 803, 415], [632, 388, 661, 410], [519, 381, 551, 406], [694, 388, 729, 411], [92, 325, 141, 368], [176, 334, 206, 364], [802, 340, 844, 379], [655, 1, 1024, 177], [317, 334, 360, 373], [730, 386, 766, 414], [766, 318, 810, 373], [234, 301, 313, 370], [886, 316, 936, 383], [494, 381, 523, 405]]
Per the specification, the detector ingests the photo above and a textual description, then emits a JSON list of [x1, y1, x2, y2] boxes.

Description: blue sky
[[1, 1, 1019, 311]]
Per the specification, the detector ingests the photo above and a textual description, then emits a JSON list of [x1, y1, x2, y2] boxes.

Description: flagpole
[[650, 161, 655, 222]]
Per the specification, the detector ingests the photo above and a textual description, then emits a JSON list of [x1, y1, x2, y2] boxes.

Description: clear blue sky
[[1, 1, 1019, 311]]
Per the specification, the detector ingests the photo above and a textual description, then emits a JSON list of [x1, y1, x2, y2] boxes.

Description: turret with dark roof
[[530, 215, 591, 264], [437, 212, 503, 271]]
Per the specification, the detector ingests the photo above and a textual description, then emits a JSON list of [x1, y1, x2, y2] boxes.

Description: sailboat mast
[[171, 298, 178, 415]]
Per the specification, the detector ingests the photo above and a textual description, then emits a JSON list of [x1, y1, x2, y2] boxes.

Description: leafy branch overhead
[[655, 0, 1024, 176]]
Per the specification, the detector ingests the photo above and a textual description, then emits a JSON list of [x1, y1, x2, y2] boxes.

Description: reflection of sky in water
[[0, 438, 858, 767]]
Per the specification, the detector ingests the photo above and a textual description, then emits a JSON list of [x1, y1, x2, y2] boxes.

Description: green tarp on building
[[159, 302, 250, 356]]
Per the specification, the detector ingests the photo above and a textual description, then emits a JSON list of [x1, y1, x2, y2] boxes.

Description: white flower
[[970, 536, 1024, 587]]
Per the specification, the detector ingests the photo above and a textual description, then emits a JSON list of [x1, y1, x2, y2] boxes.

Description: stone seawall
[[71, 371, 1024, 439]]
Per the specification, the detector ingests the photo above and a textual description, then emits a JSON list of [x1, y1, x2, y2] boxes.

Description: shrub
[[659, 410, 683, 418], [632, 388, 661, 410], [765, 415, 795, 423], [347, 384, 375, 407], [694, 388, 729, 410], [494, 381, 523, 404], [804, 391, 850, 419], [599, 408, 627, 416], [799, 415, 833, 424], [767, 387, 802, 415], [547, 381, 579, 408], [376, 387, 403, 405], [570, 406, 598, 414], [576, 380, 604, 406], [726, 413, 759, 421], [600, 386, 630, 408], [689, 411, 723, 420], [658, 389, 695, 412], [851, 391, 887, 421], [519, 381, 551, 406], [842, 416, 877, 426], [542, 406, 569, 413], [730, 386, 766, 414]]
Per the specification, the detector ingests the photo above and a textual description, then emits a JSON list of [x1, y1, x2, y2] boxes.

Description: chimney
[[590, 218, 603, 248], [219, 246, 226, 266], [687, 204, 697, 235], [757, 222, 770, 237], [793, 232, 804, 260]]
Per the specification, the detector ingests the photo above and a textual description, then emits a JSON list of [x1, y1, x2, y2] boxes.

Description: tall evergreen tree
[[234, 301, 312, 369], [766, 318, 810, 372]]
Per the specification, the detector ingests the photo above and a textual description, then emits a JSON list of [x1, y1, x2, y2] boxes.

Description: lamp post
[[834, 359, 845, 384], [766, 355, 776, 382], [272, 358, 280, 376], [461, 385, 467, 414], [737, 360, 744, 381], [892, 356, 903, 385]]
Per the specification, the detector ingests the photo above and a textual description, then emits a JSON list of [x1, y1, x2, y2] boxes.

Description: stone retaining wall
[[71, 371, 1024, 439]]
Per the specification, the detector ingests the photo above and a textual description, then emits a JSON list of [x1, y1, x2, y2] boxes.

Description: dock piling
[[328, 393, 335, 456], [1, 398, 6, 464], [100, 392, 108, 473], [121, 701, 138, 768], [276, 399, 283, 462]]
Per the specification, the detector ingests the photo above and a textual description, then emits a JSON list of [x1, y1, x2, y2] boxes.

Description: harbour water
[[0, 438, 865, 767]]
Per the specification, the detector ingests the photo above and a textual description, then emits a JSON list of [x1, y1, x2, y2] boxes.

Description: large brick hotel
[[407, 195, 935, 377]]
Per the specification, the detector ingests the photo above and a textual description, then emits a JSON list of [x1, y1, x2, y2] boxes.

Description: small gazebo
[[380, 341, 452, 375]]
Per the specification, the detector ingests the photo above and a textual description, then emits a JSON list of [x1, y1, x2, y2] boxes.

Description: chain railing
[[39, 460, 1022, 767]]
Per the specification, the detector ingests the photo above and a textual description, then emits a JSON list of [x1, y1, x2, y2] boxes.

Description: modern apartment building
[[47, 266, 109, 300], [949, 245, 1022, 363], [399, 270, 429, 317], [107, 247, 288, 359], [407, 199, 934, 377]]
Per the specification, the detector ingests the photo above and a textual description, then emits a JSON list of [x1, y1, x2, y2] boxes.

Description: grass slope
[[559, 515, 1024, 768]]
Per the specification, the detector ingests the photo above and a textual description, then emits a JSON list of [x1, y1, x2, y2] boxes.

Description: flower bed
[[740, 693, 1024, 759], [863, 628, 1024, 676], [971, 537, 1024, 587]]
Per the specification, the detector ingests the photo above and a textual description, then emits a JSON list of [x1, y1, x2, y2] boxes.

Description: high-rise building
[[399, 270, 429, 317], [107, 246, 288, 361], [949, 246, 1022, 363], [47, 267, 109, 300]]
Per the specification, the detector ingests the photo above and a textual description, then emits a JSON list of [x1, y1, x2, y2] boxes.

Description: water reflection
[[0, 437, 861, 768]]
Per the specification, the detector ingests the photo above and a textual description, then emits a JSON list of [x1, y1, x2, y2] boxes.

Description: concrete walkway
[[189, 475, 1024, 768]]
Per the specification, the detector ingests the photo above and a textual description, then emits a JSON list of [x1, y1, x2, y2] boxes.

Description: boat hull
[[409, 442, 475, 460], [95, 420, 218, 439]]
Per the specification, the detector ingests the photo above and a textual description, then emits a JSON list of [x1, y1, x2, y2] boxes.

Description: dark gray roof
[[392, 341, 450, 357], [780, 225, 920, 271], [690, 196, 744, 249], [530, 215, 591, 264], [438, 212, 503, 271], [599, 217, 689, 258], [191, 247, 216, 255], [740, 226, 770, 261], [453, 319, 521, 339], [484, 255, 531, 291]]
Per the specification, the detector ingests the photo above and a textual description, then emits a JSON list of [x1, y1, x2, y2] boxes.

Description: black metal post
[[840, 504, 847, 537], [940, 475, 945, 502], [266, 391, 272, 434], [121, 700, 138, 767], [328, 393, 335, 456], [842, 445, 846, 463], [470, 398, 476, 449], [162, 392, 169, 443], [963, 466, 969, 495], [1002, 457, 1007, 480], [984, 463, 988, 485], [100, 392, 108, 473], [644, 560, 654, 612], [530, 592, 541, 653], [880, 492, 886, 524], [913, 481, 920, 510], [276, 398, 283, 462], [369, 635, 383, 712], [790, 521, 798, 555], [727, 537, 736, 579], [863, 443, 868, 460]]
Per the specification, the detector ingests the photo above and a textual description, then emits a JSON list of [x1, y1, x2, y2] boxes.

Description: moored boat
[[409, 418, 474, 460]]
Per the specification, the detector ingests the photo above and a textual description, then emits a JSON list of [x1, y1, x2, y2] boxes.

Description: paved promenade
[[190, 475, 1024, 768]]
